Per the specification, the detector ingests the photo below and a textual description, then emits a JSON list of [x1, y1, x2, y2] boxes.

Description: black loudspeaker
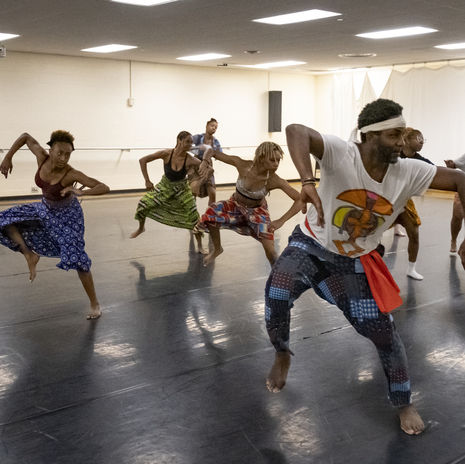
[[268, 90, 282, 132]]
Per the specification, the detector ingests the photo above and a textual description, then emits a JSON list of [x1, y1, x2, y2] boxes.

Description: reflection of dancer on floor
[[130, 131, 211, 254], [0, 131, 109, 319], [265, 98, 465, 436], [393, 128, 434, 280], [188, 118, 222, 204], [198, 142, 302, 266], [445, 154, 465, 254]]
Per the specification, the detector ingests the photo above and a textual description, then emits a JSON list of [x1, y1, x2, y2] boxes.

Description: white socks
[[407, 261, 423, 280], [394, 224, 406, 236], [393, 227, 424, 279]]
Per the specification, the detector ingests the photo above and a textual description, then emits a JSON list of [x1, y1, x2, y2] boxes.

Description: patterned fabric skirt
[[134, 175, 200, 230], [198, 195, 273, 241], [0, 196, 91, 272]]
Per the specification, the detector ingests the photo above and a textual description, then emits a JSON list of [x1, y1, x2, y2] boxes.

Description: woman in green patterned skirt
[[130, 131, 211, 253]]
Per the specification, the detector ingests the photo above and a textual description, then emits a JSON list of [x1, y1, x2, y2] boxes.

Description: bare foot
[[203, 247, 223, 266], [266, 352, 291, 393], [192, 230, 207, 254], [198, 246, 208, 255], [130, 228, 145, 239], [399, 405, 425, 435], [87, 304, 102, 320], [450, 240, 457, 254], [25, 251, 40, 282]]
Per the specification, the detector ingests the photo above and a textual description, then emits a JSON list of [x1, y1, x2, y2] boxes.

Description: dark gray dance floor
[[1, 190, 465, 464]]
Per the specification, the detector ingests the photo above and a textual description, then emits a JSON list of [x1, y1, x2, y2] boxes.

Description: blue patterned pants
[[265, 226, 411, 407]]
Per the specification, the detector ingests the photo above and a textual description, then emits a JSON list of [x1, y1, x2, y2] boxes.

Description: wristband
[[301, 178, 317, 186]]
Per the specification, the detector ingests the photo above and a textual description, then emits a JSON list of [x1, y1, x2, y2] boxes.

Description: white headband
[[349, 115, 406, 142]]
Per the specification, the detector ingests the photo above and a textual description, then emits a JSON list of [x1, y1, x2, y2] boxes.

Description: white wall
[[0, 52, 315, 197], [4, 53, 465, 197]]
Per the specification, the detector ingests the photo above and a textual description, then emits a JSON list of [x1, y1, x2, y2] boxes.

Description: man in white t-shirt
[[265, 99, 465, 436]]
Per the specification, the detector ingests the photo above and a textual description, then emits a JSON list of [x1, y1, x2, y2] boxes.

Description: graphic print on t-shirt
[[332, 189, 393, 257]]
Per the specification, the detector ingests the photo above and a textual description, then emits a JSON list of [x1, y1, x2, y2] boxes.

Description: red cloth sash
[[305, 217, 402, 313], [360, 250, 403, 313]]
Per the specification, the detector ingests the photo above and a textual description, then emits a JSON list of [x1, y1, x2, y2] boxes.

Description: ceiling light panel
[[253, 9, 341, 25], [357, 26, 437, 39], [0, 33, 20, 41], [338, 53, 377, 58], [177, 53, 231, 61], [81, 44, 138, 53], [435, 42, 465, 50], [111, 0, 178, 5], [243, 60, 306, 69]]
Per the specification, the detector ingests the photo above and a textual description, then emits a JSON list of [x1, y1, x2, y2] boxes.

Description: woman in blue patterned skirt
[[0, 131, 109, 319]]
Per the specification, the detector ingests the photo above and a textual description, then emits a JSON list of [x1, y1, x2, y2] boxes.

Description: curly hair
[[47, 130, 75, 150], [357, 99, 403, 130], [252, 141, 283, 166], [207, 118, 218, 125]]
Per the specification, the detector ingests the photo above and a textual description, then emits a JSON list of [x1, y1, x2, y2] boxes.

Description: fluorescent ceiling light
[[338, 53, 377, 58], [357, 26, 437, 39], [177, 53, 231, 61], [111, 0, 178, 5], [435, 42, 465, 50], [253, 9, 340, 25], [0, 33, 20, 41], [242, 60, 306, 69], [81, 44, 138, 53]]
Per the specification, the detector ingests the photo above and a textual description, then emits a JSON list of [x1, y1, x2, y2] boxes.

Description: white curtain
[[382, 64, 465, 163], [316, 68, 384, 140], [316, 62, 465, 164]]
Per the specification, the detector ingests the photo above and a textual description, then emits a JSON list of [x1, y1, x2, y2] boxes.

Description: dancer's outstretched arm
[[60, 170, 109, 197], [430, 166, 465, 267], [203, 145, 243, 169], [138, 149, 170, 190], [267, 175, 303, 232], [444, 153, 465, 170], [197, 148, 250, 183], [0, 133, 47, 178]]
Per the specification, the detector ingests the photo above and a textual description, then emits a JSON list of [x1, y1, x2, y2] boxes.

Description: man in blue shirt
[[189, 118, 222, 204]]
